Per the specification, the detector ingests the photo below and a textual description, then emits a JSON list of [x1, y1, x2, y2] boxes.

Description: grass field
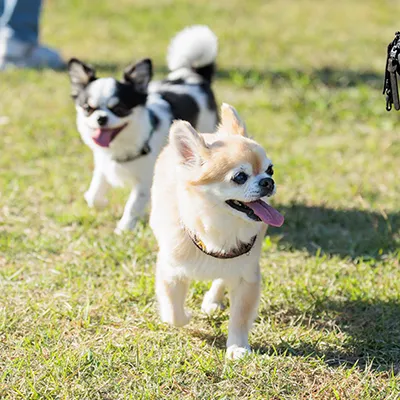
[[1, 0, 400, 398]]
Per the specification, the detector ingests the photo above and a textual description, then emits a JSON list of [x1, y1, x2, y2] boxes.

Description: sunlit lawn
[[1, 0, 399, 398]]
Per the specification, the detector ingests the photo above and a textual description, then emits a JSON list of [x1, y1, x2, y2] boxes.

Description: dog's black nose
[[259, 177, 274, 192], [97, 115, 108, 126]]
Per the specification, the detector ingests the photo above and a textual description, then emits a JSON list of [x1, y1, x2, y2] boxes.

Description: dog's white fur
[[74, 26, 218, 233], [150, 104, 277, 359], [167, 25, 218, 71], [79, 96, 172, 232]]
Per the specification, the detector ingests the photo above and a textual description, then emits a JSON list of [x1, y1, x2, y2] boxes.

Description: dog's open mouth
[[92, 123, 128, 147], [226, 199, 284, 227]]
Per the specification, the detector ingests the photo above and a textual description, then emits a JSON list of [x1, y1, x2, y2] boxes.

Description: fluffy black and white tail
[[167, 25, 218, 83]]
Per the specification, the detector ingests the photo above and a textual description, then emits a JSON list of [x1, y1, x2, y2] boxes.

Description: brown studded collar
[[184, 227, 257, 259]]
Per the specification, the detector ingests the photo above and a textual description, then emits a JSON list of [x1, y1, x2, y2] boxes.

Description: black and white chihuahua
[[68, 26, 218, 233]]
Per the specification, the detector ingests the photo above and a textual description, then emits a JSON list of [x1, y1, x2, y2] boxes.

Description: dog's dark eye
[[110, 103, 132, 117], [83, 104, 95, 116], [232, 172, 248, 185], [266, 165, 274, 176]]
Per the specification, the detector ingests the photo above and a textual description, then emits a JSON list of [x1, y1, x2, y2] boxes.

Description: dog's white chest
[[103, 161, 134, 187], [187, 253, 260, 283]]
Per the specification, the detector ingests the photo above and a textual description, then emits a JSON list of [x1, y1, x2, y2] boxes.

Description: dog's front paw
[[114, 217, 138, 234], [161, 310, 192, 327], [226, 345, 251, 360], [84, 191, 108, 210], [201, 299, 225, 315]]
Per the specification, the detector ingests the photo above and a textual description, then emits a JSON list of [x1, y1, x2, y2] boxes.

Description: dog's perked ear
[[219, 103, 247, 137], [68, 58, 97, 98], [170, 120, 209, 167], [123, 58, 153, 93]]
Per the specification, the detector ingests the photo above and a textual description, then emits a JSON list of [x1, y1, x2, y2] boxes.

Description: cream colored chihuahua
[[150, 104, 284, 359]]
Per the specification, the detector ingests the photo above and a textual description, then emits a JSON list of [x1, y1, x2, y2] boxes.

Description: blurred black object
[[383, 31, 400, 111]]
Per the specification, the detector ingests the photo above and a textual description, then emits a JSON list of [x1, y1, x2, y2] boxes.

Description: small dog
[[67, 26, 218, 233], [150, 103, 284, 359]]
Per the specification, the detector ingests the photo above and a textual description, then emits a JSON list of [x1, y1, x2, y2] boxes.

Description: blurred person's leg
[[0, 0, 65, 70], [1, 0, 41, 44]]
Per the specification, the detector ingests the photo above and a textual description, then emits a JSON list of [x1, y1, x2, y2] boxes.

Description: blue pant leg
[[0, 0, 42, 44]]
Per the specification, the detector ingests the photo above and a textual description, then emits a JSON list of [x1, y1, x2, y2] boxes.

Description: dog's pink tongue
[[245, 199, 284, 227], [92, 129, 113, 147]]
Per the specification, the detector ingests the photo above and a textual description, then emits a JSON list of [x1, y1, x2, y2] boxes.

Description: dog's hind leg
[[156, 258, 191, 327], [226, 275, 260, 360], [201, 279, 226, 315]]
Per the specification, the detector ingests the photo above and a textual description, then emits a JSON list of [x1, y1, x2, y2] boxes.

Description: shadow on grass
[[268, 204, 400, 259], [216, 67, 382, 88], [192, 299, 400, 373], [255, 299, 400, 373], [191, 203, 399, 371], [92, 62, 382, 88]]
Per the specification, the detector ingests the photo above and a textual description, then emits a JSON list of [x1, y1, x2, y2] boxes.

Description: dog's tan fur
[[190, 138, 264, 186], [150, 103, 277, 359]]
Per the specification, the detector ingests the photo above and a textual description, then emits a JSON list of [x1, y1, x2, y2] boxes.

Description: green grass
[[1, 0, 400, 398]]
